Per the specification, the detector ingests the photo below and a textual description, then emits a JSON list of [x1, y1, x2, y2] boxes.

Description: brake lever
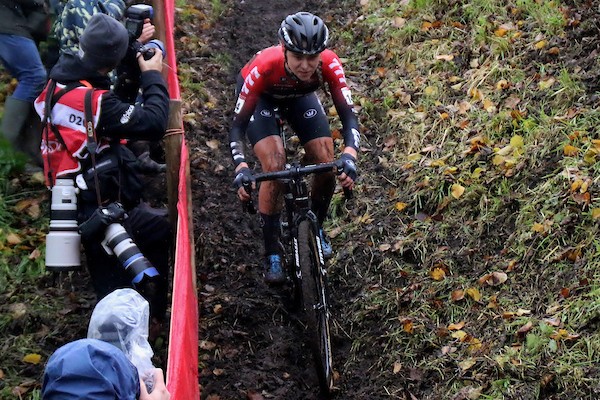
[[343, 187, 353, 200], [335, 161, 354, 201], [241, 180, 257, 214], [242, 199, 257, 214]]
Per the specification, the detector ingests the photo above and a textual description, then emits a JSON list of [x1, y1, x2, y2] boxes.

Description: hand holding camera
[[79, 202, 160, 287], [138, 19, 155, 44], [114, 4, 166, 101], [137, 44, 163, 73]]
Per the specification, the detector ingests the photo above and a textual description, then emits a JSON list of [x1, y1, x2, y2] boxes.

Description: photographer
[[34, 13, 171, 324], [42, 339, 170, 399]]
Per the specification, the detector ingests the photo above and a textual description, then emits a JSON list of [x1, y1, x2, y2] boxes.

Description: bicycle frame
[[239, 111, 347, 394], [245, 162, 339, 394]]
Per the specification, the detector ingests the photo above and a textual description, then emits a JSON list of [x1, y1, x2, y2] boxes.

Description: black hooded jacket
[[49, 53, 169, 142]]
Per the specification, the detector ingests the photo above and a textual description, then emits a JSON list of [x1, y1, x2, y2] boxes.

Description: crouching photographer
[[34, 13, 171, 323]]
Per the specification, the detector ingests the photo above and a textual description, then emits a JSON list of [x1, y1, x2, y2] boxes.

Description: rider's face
[[285, 50, 321, 82]]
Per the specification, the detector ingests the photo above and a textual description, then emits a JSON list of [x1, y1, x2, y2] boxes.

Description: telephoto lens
[[101, 223, 159, 285], [45, 179, 81, 271]]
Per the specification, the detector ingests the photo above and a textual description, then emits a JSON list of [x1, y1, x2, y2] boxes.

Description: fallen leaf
[[435, 54, 454, 61], [379, 243, 391, 252], [451, 330, 468, 341], [199, 340, 217, 350], [538, 77, 556, 90], [424, 86, 438, 96], [483, 98, 496, 113], [451, 183, 465, 199], [510, 135, 524, 148], [430, 268, 446, 281], [9, 303, 27, 319], [494, 27, 508, 37], [402, 319, 414, 334], [563, 144, 579, 156], [496, 79, 510, 90], [448, 321, 465, 330], [395, 202, 408, 211], [516, 321, 533, 337], [479, 271, 508, 286], [6, 233, 22, 245], [392, 17, 406, 28], [29, 249, 42, 260], [205, 139, 220, 150], [458, 358, 476, 371], [543, 318, 560, 327], [451, 289, 465, 301], [23, 354, 42, 364], [466, 287, 481, 301]]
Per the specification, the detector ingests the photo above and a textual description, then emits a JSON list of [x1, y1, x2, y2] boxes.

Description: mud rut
[[184, 1, 364, 399]]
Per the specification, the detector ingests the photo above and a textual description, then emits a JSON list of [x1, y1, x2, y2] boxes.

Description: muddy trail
[[182, 0, 369, 399]]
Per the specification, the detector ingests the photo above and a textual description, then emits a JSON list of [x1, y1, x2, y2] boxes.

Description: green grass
[[328, 0, 600, 397]]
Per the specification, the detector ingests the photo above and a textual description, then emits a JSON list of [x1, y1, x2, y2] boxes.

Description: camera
[[79, 202, 159, 285], [115, 4, 166, 102], [124, 4, 153, 40], [124, 4, 165, 61], [45, 179, 81, 271]]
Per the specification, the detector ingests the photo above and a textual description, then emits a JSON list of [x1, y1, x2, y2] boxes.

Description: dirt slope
[[180, 0, 368, 399]]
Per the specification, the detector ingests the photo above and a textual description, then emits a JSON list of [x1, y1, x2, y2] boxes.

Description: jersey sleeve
[[320, 50, 360, 151], [229, 56, 269, 166]]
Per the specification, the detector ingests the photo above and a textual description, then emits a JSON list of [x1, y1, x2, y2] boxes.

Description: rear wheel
[[297, 220, 334, 394]]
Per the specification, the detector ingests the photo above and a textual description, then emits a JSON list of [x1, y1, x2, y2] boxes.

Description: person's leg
[[285, 94, 335, 226], [0, 34, 47, 157], [246, 99, 286, 284], [254, 135, 286, 284], [0, 34, 47, 102], [286, 94, 336, 257], [125, 203, 173, 322]]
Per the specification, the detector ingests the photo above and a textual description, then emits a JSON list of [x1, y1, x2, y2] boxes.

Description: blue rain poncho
[[42, 338, 140, 399]]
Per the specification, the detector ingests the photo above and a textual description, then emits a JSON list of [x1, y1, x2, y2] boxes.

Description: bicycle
[[242, 160, 351, 396]]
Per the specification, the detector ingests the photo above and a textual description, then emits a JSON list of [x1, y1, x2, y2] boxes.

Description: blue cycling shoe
[[319, 229, 333, 259], [264, 254, 286, 285]]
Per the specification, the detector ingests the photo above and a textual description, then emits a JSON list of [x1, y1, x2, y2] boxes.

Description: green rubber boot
[[1, 96, 31, 145], [1, 96, 43, 167]]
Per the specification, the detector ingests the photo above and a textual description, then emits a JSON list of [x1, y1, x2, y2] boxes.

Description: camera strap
[[83, 89, 104, 207], [42, 80, 91, 187]]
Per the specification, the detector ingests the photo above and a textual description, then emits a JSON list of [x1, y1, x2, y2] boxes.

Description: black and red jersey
[[230, 45, 360, 152]]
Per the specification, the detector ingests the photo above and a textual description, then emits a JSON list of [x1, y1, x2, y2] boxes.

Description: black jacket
[[0, 0, 46, 39], [47, 53, 169, 211], [49, 53, 170, 143]]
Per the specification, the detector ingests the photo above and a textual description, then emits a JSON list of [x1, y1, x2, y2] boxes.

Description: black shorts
[[235, 77, 331, 147]]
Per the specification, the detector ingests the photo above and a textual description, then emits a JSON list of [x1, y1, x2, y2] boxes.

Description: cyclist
[[230, 11, 360, 285]]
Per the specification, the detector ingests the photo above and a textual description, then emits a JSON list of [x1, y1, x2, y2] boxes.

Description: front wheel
[[297, 220, 334, 394]]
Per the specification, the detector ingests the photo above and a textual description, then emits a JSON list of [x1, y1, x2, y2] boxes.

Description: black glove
[[232, 167, 255, 194], [79, 202, 127, 242], [338, 153, 358, 182]]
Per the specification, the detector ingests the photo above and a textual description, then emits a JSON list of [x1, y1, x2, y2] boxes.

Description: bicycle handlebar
[[241, 161, 353, 214], [253, 162, 339, 183]]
